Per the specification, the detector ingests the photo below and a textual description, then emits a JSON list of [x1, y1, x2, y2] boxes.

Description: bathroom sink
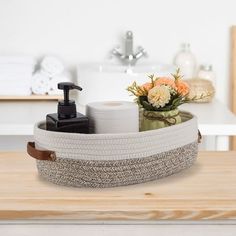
[[77, 63, 175, 109]]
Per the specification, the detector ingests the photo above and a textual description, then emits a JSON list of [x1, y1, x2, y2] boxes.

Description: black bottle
[[46, 82, 89, 133]]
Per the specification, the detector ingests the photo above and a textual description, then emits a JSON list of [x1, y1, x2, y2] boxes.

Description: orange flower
[[176, 81, 189, 96], [154, 77, 176, 89], [141, 82, 153, 92]]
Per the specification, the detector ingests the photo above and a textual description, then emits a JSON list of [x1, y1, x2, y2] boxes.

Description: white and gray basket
[[27, 111, 200, 188]]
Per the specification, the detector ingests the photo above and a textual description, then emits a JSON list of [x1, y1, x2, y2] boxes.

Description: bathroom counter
[[182, 99, 236, 136], [182, 99, 236, 150], [0, 151, 236, 221]]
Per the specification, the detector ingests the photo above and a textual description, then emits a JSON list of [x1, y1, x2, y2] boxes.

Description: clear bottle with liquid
[[197, 64, 216, 85], [174, 43, 197, 79]]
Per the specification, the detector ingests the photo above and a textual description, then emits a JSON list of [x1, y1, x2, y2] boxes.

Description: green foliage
[[138, 95, 186, 112], [171, 68, 183, 81]]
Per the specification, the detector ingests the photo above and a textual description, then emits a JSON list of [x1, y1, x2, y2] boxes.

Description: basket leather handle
[[27, 142, 56, 161], [198, 130, 202, 143]]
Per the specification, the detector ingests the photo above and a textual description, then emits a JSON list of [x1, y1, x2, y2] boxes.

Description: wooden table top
[[0, 151, 236, 221]]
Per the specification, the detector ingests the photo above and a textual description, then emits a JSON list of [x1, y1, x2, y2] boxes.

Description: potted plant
[[127, 69, 196, 131]]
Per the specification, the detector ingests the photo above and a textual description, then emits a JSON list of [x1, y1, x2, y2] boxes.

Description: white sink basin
[[77, 63, 175, 108]]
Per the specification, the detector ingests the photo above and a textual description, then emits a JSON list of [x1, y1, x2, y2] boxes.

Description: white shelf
[[0, 124, 33, 135]]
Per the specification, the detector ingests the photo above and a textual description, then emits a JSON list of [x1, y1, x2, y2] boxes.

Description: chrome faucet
[[111, 31, 147, 66]]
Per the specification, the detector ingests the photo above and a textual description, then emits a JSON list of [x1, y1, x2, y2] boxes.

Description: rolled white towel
[[31, 70, 49, 95], [47, 72, 71, 95], [41, 56, 64, 77]]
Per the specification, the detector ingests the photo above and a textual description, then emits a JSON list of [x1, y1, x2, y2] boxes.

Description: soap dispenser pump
[[46, 82, 89, 133]]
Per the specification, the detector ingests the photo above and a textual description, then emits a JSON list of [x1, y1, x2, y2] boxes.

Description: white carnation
[[148, 85, 171, 108]]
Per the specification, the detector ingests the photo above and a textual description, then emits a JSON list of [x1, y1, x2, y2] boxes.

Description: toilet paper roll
[[86, 101, 139, 134]]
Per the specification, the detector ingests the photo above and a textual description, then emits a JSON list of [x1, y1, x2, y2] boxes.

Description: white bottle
[[174, 43, 197, 79], [198, 64, 216, 85]]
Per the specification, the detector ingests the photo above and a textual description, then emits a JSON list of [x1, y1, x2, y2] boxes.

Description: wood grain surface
[[0, 151, 236, 220], [0, 95, 62, 101]]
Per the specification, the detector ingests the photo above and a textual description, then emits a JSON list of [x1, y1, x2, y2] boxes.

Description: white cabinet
[[1, 222, 236, 236], [0, 100, 57, 151]]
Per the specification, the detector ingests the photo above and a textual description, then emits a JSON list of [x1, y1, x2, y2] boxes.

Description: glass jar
[[174, 43, 197, 79], [197, 64, 216, 85]]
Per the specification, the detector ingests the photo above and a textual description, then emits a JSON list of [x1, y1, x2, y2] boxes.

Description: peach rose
[[154, 77, 176, 89], [176, 81, 189, 96], [141, 82, 153, 92]]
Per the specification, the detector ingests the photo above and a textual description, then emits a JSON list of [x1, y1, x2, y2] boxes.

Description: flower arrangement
[[127, 69, 191, 111]]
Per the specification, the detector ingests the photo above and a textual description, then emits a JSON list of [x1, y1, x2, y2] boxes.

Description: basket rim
[[35, 110, 197, 139]]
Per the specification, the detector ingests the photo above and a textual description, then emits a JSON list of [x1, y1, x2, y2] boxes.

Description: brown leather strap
[[198, 130, 202, 143], [27, 142, 56, 161]]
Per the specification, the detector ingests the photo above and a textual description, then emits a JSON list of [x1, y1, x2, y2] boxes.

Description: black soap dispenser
[[46, 82, 89, 133]]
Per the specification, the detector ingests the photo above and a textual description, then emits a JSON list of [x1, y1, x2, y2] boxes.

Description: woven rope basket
[[186, 78, 215, 103], [27, 111, 199, 188]]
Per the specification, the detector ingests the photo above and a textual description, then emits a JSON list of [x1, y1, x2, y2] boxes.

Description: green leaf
[[142, 101, 155, 111], [139, 96, 148, 104], [172, 97, 182, 106]]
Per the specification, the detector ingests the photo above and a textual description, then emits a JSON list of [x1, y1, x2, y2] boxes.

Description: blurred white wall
[[0, 0, 235, 106]]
